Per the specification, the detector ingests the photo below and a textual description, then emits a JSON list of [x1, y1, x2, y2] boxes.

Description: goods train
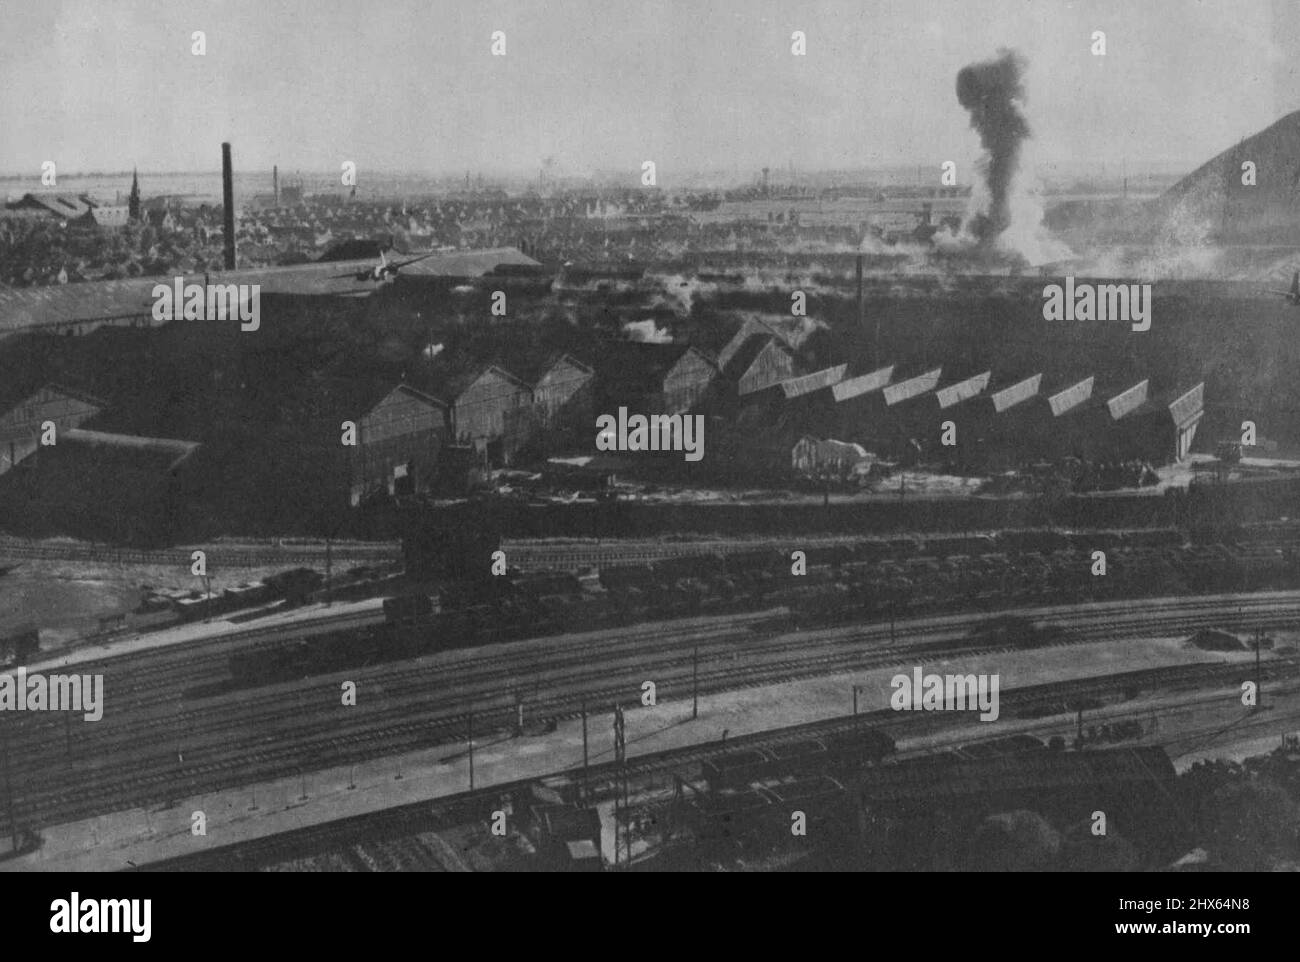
[[227, 520, 1300, 689]]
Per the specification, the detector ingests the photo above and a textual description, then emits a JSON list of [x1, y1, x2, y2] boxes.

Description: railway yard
[[4, 513, 1300, 871]]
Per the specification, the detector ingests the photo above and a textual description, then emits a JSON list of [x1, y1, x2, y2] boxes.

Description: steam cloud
[[623, 319, 673, 343], [956, 49, 1030, 245]]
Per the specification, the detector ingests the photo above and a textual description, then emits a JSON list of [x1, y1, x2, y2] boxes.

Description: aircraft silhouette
[[330, 249, 437, 284]]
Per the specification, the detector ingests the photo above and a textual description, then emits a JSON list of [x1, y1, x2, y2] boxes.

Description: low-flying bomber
[[332, 249, 438, 284]]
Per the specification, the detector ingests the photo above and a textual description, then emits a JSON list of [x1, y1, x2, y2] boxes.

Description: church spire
[[128, 168, 141, 222]]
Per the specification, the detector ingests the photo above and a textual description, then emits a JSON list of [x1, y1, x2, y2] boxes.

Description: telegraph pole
[[324, 533, 333, 607], [692, 646, 699, 720], [614, 704, 628, 868], [1, 724, 18, 852], [581, 700, 589, 799], [1254, 628, 1263, 713]]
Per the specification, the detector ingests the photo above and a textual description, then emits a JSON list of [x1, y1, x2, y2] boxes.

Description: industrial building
[[589, 341, 719, 416], [0, 426, 201, 542], [435, 365, 534, 465], [723, 334, 795, 398], [347, 384, 448, 506], [3, 193, 91, 222], [0, 384, 104, 476]]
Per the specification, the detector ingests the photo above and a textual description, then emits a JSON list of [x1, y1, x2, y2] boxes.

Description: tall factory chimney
[[222, 142, 236, 270], [273, 165, 279, 208]]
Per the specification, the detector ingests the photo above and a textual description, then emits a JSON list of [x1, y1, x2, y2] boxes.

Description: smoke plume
[[956, 49, 1030, 244], [623, 319, 673, 343]]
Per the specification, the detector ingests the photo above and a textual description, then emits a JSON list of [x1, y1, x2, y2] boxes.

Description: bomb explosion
[[956, 49, 1031, 246]]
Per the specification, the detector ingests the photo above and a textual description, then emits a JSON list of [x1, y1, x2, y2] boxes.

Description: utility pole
[[1254, 628, 1263, 713], [614, 704, 628, 868], [581, 700, 589, 799], [692, 647, 699, 720], [324, 533, 332, 607], [0, 725, 17, 852], [468, 708, 475, 791], [853, 684, 858, 716]]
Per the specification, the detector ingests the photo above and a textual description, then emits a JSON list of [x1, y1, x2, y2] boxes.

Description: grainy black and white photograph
[[0, 0, 1297, 907]]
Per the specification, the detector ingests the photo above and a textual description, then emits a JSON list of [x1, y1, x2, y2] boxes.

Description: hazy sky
[[3, 0, 1299, 180]]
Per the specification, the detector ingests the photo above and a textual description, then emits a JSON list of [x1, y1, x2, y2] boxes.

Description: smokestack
[[273, 165, 279, 208], [222, 142, 236, 270]]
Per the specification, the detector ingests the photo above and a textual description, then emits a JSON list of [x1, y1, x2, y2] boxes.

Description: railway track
[[0, 537, 400, 569], [142, 660, 1300, 872], [3, 518, 1294, 571], [4, 592, 1297, 835]]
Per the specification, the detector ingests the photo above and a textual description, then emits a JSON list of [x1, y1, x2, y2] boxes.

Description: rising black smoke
[[956, 49, 1030, 244]]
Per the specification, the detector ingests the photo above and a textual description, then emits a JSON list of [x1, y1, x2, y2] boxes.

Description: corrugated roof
[[990, 374, 1041, 413], [935, 370, 991, 409], [0, 277, 159, 337], [399, 246, 541, 278], [780, 363, 847, 399], [11, 193, 90, 218], [586, 341, 714, 396], [710, 315, 791, 369], [1046, 376, 1094, 417], [63, 428, 199, 471], [883, 367, 942, 406], [832, 365, 894, 402], [722, 334, 776, 380], [0, 383, 107, 419], [536, 353, 594, 384], [1166, 383, 1205, 427], [0, 247, 541, 336], [420, 364, 532, 402], [1106, 380, 1150, 421]]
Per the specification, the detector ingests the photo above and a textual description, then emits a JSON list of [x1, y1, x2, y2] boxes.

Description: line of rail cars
[[227, 523, 1300, 688]]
